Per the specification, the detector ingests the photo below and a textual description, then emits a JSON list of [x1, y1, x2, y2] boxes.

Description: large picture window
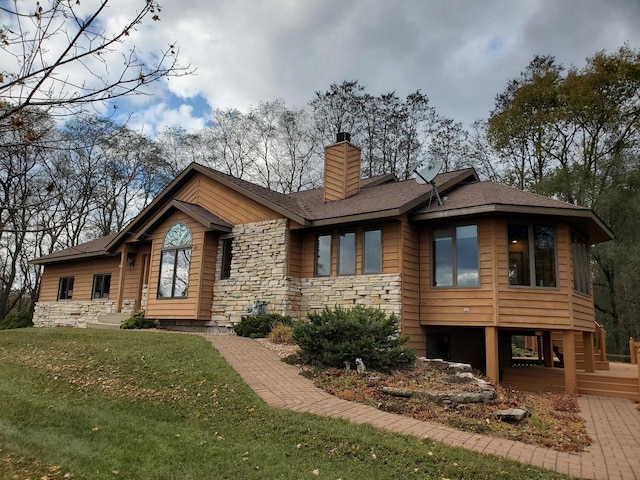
[[363, 229, 382, 274], [57, 276, 74, 300], [433, 225, 479, 287], [158, 223, 192, 298], [92, 274, 111, 299], [571, 232, 590, 295], [508, 224, 556, 287], [338, 232, 356, 275], [315, 234, 332, 277]]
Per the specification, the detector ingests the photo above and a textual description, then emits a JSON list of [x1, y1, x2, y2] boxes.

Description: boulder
[[491, 407, 530, 422]]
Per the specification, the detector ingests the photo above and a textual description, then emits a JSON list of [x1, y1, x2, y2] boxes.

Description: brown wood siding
[[39, 256, 121, 302], [288, 230, 303, 278], [175, 175, 283, 225], [120, 243, 151, 310], [298, 222, 401, 278], [323, 143, 361, 201], [572, 292, 596, 331], [400, 217, 425, 355], [145, 211, 205, 320], [196, 232, 218, 320], [419, 218, 591, 331], [420, 218, 495, 326], [496, 221, 573, 329]]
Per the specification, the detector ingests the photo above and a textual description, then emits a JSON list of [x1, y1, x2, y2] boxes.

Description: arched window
[[158, 223, 192, 298]]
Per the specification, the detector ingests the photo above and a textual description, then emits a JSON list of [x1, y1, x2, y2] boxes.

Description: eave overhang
[[411, 204, 613, 244]]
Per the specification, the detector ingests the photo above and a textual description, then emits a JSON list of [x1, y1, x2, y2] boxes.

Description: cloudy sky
[[62, 0, 640, 135]]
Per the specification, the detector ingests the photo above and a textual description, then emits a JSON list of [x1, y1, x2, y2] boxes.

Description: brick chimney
[[323, 132, 361, 202]]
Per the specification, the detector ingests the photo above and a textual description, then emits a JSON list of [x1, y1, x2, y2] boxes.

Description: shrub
[[233, 313, 292, 339], [0, 311, 33, 330], [292, 306, 416, 371], [268, 324, 294, 344], [121, 311, 155, 330]]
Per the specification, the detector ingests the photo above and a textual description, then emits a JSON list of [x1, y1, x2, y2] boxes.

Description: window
[[92, 274, 111, 299], [338, 232, 356, 275], [315, 234, 332, 276], [572, 232, 590, 295], [363, 229, 382, 274], [57, 276, 74, 300], [433, 225, 479, 287], [508, 224, 556, 287], [158, 223, 192, 298], [221, 238, 233, 279]]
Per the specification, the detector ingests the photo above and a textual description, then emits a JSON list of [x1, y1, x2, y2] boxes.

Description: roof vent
[[336, 132, 351, 143]]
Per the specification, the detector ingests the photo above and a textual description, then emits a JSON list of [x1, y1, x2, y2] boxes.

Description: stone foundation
[[33, 300, 118, 328]]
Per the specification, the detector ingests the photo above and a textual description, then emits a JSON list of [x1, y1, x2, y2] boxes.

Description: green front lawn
[[0, 329, 571, 479]]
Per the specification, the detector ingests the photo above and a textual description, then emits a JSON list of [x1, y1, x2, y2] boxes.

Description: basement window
[[57, 276, 74, 300], [92, 274, 111, 299]]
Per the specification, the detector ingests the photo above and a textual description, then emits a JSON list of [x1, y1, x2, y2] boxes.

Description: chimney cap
[[336, 132, 351, 143]]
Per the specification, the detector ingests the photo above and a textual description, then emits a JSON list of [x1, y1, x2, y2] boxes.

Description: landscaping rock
[[381, 386, 414, 398], [491, 407, 530, 422], [427, 390, 496, 405]]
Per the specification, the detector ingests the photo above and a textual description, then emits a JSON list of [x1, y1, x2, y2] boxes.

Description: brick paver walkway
[[206, 335, 640, 480]]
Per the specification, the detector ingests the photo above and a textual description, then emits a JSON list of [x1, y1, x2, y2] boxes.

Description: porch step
[[577, 373, 640, 401], [87, 313, 130, 330]]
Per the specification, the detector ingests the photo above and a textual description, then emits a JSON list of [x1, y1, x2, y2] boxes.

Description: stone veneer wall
[[33, 300, 118, 328], [33, 297, 136, 328], [211, 218, 291, 328], [297, 274, 403, 321]]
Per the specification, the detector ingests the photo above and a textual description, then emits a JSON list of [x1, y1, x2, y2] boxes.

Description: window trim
[[432, 224, 480, 288], [362, 228, 383, 275], [57, 276, 74, 301], [220, 238, 233, 280], [91, 273, 111, 300], [507, 223, 558, 289]]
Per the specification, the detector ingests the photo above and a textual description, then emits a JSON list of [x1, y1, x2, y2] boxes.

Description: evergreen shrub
[[233, 313, 293, 338], [120, 311, 155, 329], [292, 306, 416, 371], [0, 311, 33, 330]]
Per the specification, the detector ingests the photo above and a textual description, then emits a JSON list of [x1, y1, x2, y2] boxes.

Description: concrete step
[[86, 321, 121, 330], [87, 312, 130, 330]]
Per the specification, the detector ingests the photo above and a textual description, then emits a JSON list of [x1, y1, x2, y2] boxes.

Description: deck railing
[[594, 321, 607, 362], [630, 337, 640, 365]]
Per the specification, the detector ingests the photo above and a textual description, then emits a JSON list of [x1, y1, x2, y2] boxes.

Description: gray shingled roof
[[31, 234, 118, 265], [414, 181, 592, 214]]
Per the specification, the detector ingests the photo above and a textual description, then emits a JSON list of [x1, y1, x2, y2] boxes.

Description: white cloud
[[9, 0, 639, 134]]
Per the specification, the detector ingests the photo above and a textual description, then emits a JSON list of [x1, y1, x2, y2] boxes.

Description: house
[[31, 133, 613, 393]]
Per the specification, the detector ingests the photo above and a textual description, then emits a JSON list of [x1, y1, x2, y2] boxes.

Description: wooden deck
[[502, 362, 640, 401]]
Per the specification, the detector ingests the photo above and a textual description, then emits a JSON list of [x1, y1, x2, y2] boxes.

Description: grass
[[0, 328, 573, 480]]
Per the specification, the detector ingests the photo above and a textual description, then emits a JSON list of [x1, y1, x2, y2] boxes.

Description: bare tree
[[0, 0, 191, 123]]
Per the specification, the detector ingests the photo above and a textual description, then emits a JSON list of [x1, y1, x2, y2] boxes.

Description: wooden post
[[631, 338, 637, 365], [536, 335, 543, 365], [543, 331, 553, 368], [485, 326, 500, 385], [583, 331, 595, 373], [562, 330, 577, 394]]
